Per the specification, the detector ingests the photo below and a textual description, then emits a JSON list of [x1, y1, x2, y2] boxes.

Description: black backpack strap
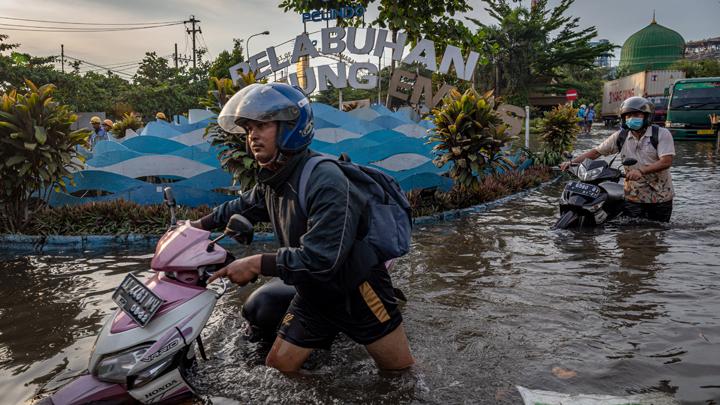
[[651, 125, 659, 150], [297, 155, 335, 218], [616, 128, 629, 152]]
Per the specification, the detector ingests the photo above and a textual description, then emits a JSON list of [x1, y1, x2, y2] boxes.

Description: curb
[[1, 176, 561, 253]]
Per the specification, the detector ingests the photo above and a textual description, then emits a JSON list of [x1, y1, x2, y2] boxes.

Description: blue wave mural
[[49, 102, 511, 207]]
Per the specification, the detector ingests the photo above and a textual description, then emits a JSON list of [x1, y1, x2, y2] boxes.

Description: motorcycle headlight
[[134, 355, 176, 387], [95, 344, 151, 384], [579, 166, 602, 181]]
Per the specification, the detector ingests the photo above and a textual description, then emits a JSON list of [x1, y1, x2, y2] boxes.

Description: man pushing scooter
[[190, 83, 414, 372]]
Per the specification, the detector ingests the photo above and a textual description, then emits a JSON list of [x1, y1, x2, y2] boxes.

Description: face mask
[[625, 117, 644, 130]]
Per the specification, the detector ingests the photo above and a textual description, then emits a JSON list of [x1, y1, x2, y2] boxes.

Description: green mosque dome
[[619, 16, 685, 74]]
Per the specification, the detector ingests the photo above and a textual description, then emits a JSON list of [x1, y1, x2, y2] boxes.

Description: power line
[[0, 22, 184, 33], [0, 16, 183, 25], [63, 55, 135, 78], [199, 30, 211, 57]]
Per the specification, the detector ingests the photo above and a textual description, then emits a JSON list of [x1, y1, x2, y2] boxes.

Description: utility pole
[[174, 43, 178, 69], [184, 15, 201, 70], [61, 44, 65, 73]]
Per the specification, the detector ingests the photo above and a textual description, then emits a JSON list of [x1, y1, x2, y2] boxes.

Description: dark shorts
[[622, 200, 673, 222], [277, 269, 403, 349]]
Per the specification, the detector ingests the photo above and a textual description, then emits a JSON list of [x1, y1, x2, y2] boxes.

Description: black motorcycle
[[554, 157, 637, 229]]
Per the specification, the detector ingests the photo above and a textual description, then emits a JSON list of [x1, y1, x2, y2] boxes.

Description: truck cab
[[647, 96, 669, 126], [665, 77, 720, 140]]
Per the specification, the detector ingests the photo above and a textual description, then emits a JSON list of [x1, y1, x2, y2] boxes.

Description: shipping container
[[601, 70, 685, 126]]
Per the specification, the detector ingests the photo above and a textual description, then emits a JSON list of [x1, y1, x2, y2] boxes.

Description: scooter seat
[[600, 181, 624, 201]]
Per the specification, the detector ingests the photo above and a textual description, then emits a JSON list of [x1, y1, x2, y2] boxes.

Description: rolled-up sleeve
[[657, 128, 676, 157], [595, 131, 620, 156], [274, 162, 363, 285]]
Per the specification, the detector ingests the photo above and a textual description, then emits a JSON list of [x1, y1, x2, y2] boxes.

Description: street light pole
[[246, 31, 270, 61]]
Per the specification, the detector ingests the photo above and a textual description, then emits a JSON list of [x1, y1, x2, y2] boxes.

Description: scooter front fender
[[43, 374, 133, 405]]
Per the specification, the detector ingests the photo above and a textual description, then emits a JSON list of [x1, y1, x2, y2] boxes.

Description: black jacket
[[200, 149, 379, 302]]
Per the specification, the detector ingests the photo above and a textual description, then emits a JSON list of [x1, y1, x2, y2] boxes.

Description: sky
[[1, 0, 719, 78]]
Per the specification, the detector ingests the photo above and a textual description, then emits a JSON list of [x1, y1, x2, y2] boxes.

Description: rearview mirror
[[622, 158, 638, 166], [163, 187, 176, 207], [562, 151, 573, 160], [225, 214, 254, 245]]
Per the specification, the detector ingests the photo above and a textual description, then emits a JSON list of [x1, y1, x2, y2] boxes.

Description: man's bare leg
[[265, 336, 314, 372], [365, 323, 415, 370]]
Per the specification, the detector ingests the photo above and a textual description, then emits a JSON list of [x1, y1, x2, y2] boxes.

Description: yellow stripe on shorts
[[359, 281, 390, 323]]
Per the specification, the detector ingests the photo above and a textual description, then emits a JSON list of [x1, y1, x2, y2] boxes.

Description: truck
[[601, 70, 685, 127], [665, 77, 720, 140]]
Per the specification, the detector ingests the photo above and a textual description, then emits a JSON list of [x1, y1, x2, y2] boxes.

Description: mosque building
[[618, 15, 686, 74]]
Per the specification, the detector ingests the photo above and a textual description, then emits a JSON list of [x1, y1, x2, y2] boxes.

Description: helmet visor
[[217, 83, 302, 134]]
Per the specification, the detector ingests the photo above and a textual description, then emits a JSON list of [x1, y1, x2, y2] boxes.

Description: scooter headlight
[[134, 355, 176, 387], [578, 166, 602, 181], [95, 344, 151, 384]]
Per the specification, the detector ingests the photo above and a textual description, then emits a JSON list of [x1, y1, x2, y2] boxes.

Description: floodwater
[[1, 129, 719, 404]]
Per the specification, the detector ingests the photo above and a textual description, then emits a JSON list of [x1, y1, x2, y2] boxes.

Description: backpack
[[297, 154, 412, 262], [616, 124, 659, 152]]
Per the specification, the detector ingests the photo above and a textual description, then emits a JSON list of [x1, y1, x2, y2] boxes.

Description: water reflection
[[0, 257, 93, 370], [600, 226, 668, 324], [0, 139, 718, 404]]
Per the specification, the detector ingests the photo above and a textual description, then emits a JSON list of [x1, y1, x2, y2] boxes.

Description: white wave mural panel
[[314, 127, 364, 143], [394, 124, 430, 139], [371, 153, 431, 171], [86, 155, 216, 179], [172, 128, 207, 146]]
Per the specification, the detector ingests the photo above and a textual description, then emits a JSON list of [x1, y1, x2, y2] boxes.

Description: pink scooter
[[39, 188, 254, 404]]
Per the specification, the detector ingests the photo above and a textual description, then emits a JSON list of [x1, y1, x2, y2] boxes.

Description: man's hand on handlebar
[[625, 168, 643, 181], [207, 254, 261, 286], [560, 161, 574, 171]]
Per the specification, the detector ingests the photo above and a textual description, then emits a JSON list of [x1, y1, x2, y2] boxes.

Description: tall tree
[[209, 39, 245, 80], [670, 59, 720, 78], [468, 0, 615, 105], [278, 0, 472, 46]]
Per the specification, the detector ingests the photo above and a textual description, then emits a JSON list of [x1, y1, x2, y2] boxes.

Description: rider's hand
[[188, 219, 203, 229], [625, 168, 643, 181], [560, 161, 573, 171], [207, 254, 261, 286]]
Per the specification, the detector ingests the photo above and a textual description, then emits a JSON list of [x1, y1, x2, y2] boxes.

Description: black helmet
[[620, 96, 654, 129]]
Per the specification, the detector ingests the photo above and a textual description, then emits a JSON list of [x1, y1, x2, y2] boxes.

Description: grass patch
[[407, 165, 554, 218]]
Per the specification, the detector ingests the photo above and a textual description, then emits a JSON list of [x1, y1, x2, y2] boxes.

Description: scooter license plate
[[112, 274, 164, 327], [566, 181, 601, 198]]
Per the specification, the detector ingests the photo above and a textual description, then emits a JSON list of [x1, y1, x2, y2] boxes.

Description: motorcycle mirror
[[225, 214, 254, 245], [562, 151, 573, 159], [163, 187, 176, 207], [622, 158, 638, 166]]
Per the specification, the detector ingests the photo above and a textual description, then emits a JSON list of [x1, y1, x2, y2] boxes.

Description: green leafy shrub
[[110, 112, 143, 139], [200, 73, 260, 191], [428, 88, 516, 191], [535, 104, 580, 166], [0, 80, 90, 232]]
